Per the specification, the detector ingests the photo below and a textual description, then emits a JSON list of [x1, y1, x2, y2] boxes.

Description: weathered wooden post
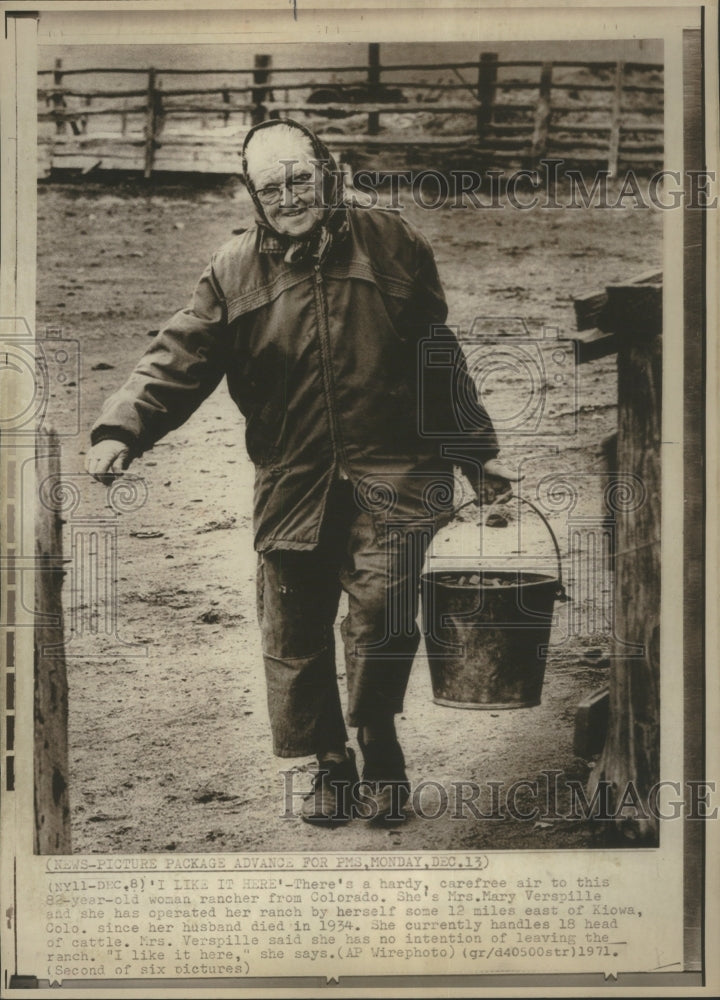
[[577, 274, 662, 843], [607, 60, 625, 177], [251, 54, 272, 125], [34, 429, 71, 854], [367, 43, 381, 137], [143, 67, 162, 179], [52, 57, 67, 135], [81, 93, 91, 134], [476, 52, 498, 139], [529, 61, 553, 167]]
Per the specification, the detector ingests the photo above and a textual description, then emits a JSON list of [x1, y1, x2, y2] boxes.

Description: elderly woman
[[86, 118, 518, 827]]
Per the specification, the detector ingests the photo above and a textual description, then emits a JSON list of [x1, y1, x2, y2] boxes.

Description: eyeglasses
[[255, 174, 317, 206]]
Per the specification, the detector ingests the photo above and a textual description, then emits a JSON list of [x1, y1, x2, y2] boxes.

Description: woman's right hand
[[85, 440, 131, 483]]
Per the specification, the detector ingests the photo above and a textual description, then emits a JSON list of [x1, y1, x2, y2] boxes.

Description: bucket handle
[[451, 494, 569, 602]]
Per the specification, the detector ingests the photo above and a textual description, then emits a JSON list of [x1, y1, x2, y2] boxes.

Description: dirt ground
[[36, 174, 662, 854]]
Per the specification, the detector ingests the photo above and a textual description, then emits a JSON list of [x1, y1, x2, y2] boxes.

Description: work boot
[[301, 748, 359, 827], [357, 733, 411, 825]]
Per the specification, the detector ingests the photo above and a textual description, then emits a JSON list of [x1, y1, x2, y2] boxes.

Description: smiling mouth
[[281, 208, 307, 217]]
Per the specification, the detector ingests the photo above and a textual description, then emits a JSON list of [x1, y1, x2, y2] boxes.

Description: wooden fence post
[[607, 60, 625, 177], [80, 94, 90, 134], [367, 42, 381, 136], [586, 278, 662, 843], [529, 61, 553, 167], [251, 54, 272, 124], [476, 52, 498, 138], [143, 67, 161, 179], [52, 57, 66, 135], [34, 430, 72, 854]]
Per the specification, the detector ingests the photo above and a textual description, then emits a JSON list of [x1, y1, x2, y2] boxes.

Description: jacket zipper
[[312, 263, 349, 478]]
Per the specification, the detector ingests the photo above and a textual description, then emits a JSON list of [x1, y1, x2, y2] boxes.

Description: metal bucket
[[421, 497, 566, 710]]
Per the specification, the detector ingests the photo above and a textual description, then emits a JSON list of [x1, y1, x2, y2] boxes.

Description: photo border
[[1, 2, 717, 996]]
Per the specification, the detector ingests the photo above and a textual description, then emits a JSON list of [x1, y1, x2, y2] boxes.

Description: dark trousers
[[257, 481, 436, 757]]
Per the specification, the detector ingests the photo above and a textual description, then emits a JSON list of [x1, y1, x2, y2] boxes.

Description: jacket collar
[[257, 227, 289, 254]]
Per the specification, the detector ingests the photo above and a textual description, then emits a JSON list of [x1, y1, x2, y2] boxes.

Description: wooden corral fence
[[571, 270, 662, 843], [37, 46, 663, 179]]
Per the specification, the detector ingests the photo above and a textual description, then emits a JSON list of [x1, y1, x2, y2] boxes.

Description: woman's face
[[247, 135, 325, 237]]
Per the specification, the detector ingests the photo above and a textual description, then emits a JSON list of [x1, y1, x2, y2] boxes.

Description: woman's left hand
[[474, 458, 525, 505]]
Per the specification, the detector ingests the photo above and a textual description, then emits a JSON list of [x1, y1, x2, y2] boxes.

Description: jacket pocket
[[245, 398, 284, 466]]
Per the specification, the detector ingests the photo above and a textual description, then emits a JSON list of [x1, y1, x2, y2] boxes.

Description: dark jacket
[[91, 206, 499, 551]]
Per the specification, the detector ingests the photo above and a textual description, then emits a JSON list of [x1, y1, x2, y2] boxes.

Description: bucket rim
[[421, 569, 560, 589]]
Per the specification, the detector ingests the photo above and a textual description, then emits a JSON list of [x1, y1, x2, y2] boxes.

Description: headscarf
[[241, 118, 348, 264]]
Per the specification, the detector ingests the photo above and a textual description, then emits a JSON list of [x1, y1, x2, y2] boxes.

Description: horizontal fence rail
[[38, 49, 664, 179]]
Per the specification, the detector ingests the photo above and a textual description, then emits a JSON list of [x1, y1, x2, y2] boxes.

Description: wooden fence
[[34, 429, 72, 854], [37, 47, 663, 178], [571, 270, 662, 843]]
